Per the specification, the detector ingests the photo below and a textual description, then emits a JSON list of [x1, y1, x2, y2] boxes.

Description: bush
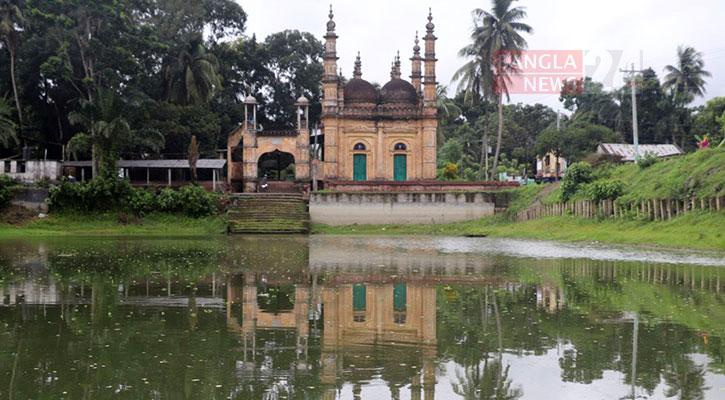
[[0, 174, 14, 208], [638, 152, 660, 169], [127, 188, 155, 216], [442, 163, 459, 180], [561, 162, 593, 201], [178, 184, 216, 217], [156, 188, 181, 212], [48, 175, 133, 212], [583, 179, 625, 201]]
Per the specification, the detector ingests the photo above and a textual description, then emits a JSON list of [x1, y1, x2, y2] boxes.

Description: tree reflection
[[452, 289, 523, 400], [663, 355, 708, 400]]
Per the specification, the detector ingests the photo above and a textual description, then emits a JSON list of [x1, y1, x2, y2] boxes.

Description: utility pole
[[620, 63, 644, 163]]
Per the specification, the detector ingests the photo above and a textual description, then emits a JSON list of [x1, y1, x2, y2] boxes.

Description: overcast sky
[[238, 0, 725, 113]]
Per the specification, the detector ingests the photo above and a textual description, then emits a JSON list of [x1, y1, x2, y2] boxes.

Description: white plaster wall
[[310, 193, 496, 225]]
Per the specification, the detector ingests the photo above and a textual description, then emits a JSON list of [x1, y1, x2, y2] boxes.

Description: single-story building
[[63, 159, 228, 191], [596, 143, 683, 162]]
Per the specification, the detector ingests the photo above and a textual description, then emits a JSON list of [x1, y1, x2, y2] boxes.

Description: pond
[[1, 235, 725, 399]]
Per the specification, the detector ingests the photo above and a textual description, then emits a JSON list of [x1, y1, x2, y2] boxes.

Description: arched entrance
[[258, 150, 295, 181]]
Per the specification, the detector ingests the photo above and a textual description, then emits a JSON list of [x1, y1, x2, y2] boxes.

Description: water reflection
[[0, 236, 724, 399]]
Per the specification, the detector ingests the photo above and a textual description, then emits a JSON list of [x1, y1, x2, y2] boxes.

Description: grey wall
[[310, 192, 506, 225], [12, 189, 50, 212]]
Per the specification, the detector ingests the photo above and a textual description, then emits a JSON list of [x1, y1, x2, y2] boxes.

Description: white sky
[[238, 0, 725, 113]]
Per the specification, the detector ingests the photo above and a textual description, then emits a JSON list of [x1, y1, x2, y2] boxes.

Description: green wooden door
[[353, 285, 366, 311], [393, 284, 407, 312], [394, 154, 407, 181], [353, 154, 367, 181]]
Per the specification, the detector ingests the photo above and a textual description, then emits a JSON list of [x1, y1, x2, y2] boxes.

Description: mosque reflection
[[2, 236, 725, 399]]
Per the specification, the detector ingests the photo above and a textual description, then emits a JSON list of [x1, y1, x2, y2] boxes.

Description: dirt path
[[523, 181, 561, 213]]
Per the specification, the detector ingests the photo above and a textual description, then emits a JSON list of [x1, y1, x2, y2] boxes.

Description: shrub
[[156, 188, 181, 212], [583, 179, 625, 201], [47, 177, 86, 212], [442, 163, 459, 180], [0, 174, 14, 208], [48, 175, 133, 212], [638, 152, 660, 169], [178, 184, 216, 217], [126, 188, 155, 216], [561, 162, 593, 201]]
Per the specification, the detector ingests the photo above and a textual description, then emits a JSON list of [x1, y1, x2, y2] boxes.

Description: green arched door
[[394, 154, 407, 181], [353, 154, 367, 181]]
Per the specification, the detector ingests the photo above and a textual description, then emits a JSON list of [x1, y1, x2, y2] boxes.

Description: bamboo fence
[[515, 196, 725, 222]]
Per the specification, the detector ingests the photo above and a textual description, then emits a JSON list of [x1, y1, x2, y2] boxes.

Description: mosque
[[227, 6, 438, 192], [319, 7, 439, 184]]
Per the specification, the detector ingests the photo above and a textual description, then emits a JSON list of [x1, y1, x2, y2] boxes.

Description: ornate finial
[[353, 52, 362, 78], [390, 61, 396, 79], [426, 8, 435, 33], [393, 52, 402, 79], [327, 4, 336, 32], [413, 31, 421, 55]]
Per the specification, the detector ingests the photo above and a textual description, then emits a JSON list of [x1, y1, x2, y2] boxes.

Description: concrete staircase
[[227, 193, 309, 234]]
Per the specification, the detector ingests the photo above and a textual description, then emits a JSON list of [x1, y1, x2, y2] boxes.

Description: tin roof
[[597, 143, 683, 162], [64, 159, 226, 169]]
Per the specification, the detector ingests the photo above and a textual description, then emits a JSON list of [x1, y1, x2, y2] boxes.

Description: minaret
[[353, 52, 362, 79], [423, 8, 437, 111], [337, 68, 345, 108], [422, 8, 438, 180], [411, 32, 422, 95], [393, 51, 402, 79], [322, 5, 339, 115]]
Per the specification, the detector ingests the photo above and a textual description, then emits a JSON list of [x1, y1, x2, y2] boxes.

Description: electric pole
[[620, 63, 644, 163]]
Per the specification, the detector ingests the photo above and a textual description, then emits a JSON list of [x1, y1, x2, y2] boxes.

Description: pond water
[[1, 235, 725, 399]]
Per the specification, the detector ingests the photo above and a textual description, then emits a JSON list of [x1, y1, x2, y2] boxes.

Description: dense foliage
[[0, 0, 322, 169], [0, 174, 14, 207], [48, 177, 217, 217]]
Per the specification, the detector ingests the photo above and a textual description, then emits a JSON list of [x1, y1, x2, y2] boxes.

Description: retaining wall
[[310, 192, 512, 225], [11, 188, 50, 212]]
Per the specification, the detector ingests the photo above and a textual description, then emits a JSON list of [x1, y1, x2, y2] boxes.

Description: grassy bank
[[311, 212, 725, 251], [0, 213, 226, 236]]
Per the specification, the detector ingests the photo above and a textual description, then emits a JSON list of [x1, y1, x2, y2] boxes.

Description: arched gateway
[[227, 96, 310, 193]]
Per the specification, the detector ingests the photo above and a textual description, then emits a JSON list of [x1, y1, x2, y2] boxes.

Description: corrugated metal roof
[[597, 144, 683, 162], [63, 159, 226, 169]]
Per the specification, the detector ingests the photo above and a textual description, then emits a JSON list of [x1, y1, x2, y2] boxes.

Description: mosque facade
[[319, 7, 438, 183]]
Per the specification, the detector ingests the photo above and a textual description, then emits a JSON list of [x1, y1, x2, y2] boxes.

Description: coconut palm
[[68, 88, 132, 176], [0, 96, 18, 148], [436, 85, 462, 145], [0, 0, 25, 131], [163, 38, 222, 106], [455, 0, 532, 180], [663, 46, 711, 105]]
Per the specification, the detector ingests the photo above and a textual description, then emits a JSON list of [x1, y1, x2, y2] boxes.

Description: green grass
[[0, 212, 226, 236], [312, 212, 725, 251]]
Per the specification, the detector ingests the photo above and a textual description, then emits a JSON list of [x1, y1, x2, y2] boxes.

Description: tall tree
[[0, 0, 25, 135], [0, 96, 18, 147], [68, 88, 133, 175], [663, 46, 711, 105], [163, 38, 222, 106], [456, 0, 532, 180]]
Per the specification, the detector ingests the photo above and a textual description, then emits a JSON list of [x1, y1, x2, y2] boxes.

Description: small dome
[[244, 95, 257, 104], [344, 78, 377, 104], [380, 78, 418, 104], [295, 95, 309, 105]]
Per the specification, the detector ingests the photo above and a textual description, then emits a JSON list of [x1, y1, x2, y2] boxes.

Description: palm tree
[[455, 0, 532, 180], [663, 46, 711, 105], [0, 96, 18, 148], [68, 88, 132, 176], [436, 85, 462, 145], [0, 0, 25, 133], [163, 38, 222, 106]]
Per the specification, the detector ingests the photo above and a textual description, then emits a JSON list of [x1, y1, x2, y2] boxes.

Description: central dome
[[344, 78, 377, 104], [380, 78, 418, 105]]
